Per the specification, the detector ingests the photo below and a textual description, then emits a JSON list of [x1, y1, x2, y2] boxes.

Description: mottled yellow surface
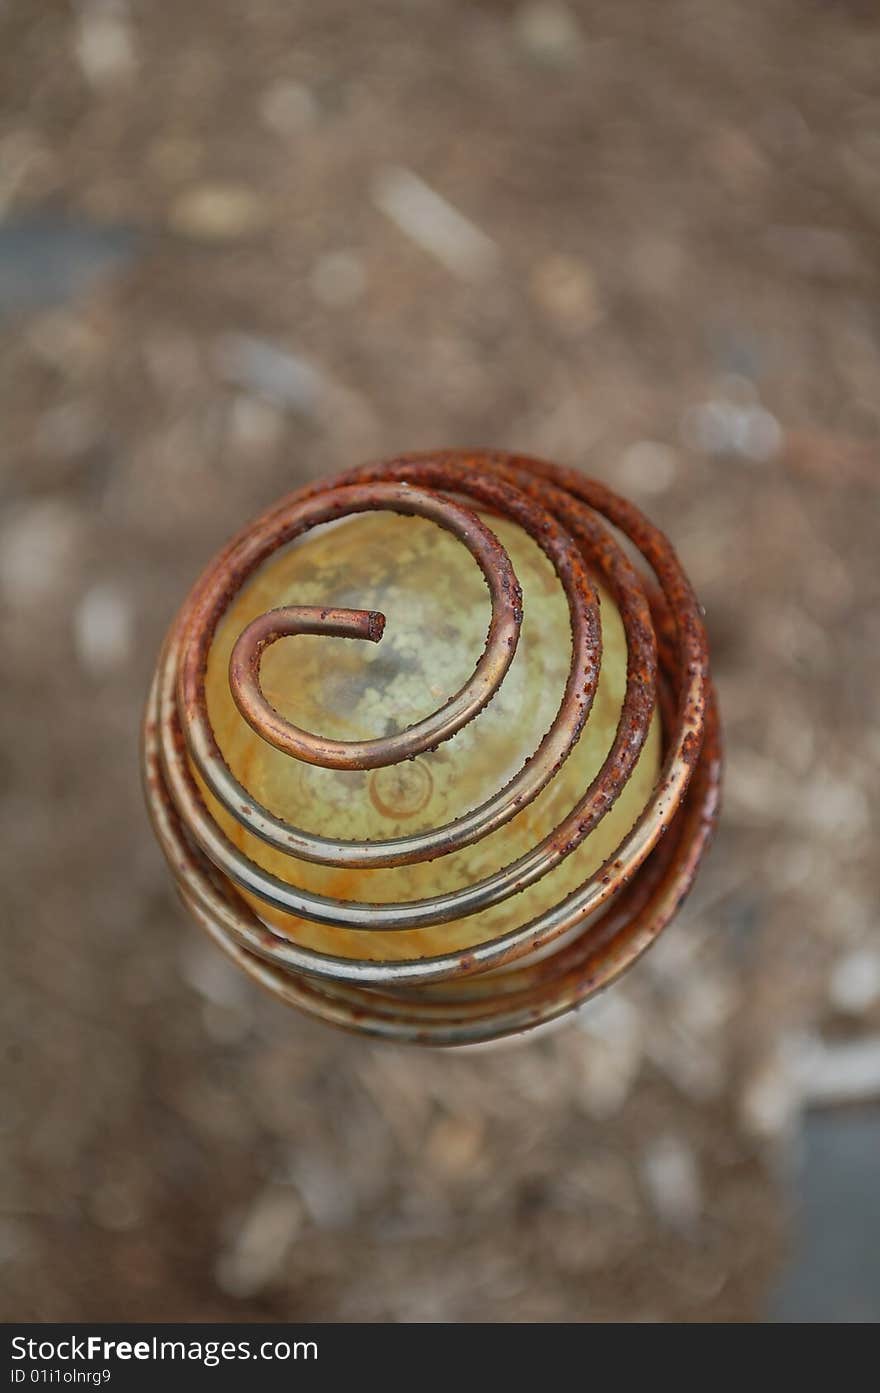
[[202, 511, 661, 960]]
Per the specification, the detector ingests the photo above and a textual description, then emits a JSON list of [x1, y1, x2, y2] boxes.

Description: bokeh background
[[2, 0, 879, 1322]]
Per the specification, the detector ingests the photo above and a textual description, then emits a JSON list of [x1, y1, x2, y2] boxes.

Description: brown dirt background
[[1, 0, 878, 1322]]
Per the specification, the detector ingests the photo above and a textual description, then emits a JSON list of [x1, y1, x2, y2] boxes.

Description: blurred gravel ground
[[1, 0, 878, 1322]]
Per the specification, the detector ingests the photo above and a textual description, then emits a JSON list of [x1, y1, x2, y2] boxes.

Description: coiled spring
[[142, 450, 721, 1045]]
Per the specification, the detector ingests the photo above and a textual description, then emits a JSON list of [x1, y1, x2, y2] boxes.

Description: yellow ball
[[202, 510, 661, 961]]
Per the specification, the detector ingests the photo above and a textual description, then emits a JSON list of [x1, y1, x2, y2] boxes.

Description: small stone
[[0, 218, 138, 318], [75, 2, 137, 89], [530, 253, 601, 332], [800, 775, 869, 842], [0, 498, 84, 608], [742, 405, 782, 461], [640, 1134, 702, 1230], [26, 311, 104, 371], [179, 938, 251, 1012], [574, 992, 643, 1119], [647, 1025, 725, 1103], [740, 1041, 801, 1140], [228, 395, 285, 453], [169, 185, 267, 242], [796, 1033, 880, 1107], [309, 250, 367, 308], [682, 394, 781, 462], [215, 334, 325, 416], [629, 235, 684, 297], [677, 971, 736, 1039], [259, 80, 317, 137], [425, 1113, 486, 1178], [73, 584, 133, 674], [618, 441, 678, 494], [829, 949, 880, 1017], [287, 1152, 355, 1230], [514, 2, 582, 64], [371, 166, 497, 281], [0, 131, 52, 216], [215, 1186, 302, 1298]]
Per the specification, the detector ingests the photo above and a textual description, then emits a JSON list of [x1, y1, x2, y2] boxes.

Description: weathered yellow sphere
[[202, 511, 662, 961]]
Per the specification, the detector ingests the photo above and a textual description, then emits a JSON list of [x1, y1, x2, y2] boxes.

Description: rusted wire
[[142, 450, 722, 1045]]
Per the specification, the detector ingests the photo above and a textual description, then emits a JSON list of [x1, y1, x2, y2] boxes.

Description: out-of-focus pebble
[[618, 440, 679, 494], [530, 253, 601, 332], [179, 939, 252, 1013], [169, 185, 268, 242], [829, 949, 880, 1017], [629, 234, 684, 297], [798, 775, 870, 842], [309, 250, 367, 308], [371, 166, 497, 281], [75, 2, 138, 90], [640, 1134, 703, 1229], [215, 1186, 303, 1298], [73, 584, 133, 674], [228, 395, 285, 453], [287, 1152, 355, 1230], [259, 80, 318, 136], [740, 1042, 801, 1140], [796, 1033, 880, 1107], [0, 499, 84, 608], [574, 992, 643, 1118], [514, 3, 582, 65], [647, 1024, 726, 1103], [683, 398, 782, 462], [0, 131, 52, 215], [215, 334, 325, 416], [425, 1113, 486, 1178]]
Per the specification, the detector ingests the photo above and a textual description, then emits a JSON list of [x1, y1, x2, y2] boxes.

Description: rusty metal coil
[[142, 450, 722, 1046]]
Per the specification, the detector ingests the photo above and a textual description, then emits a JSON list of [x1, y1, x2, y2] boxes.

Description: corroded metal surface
[[142, 450, 722, 1045]]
